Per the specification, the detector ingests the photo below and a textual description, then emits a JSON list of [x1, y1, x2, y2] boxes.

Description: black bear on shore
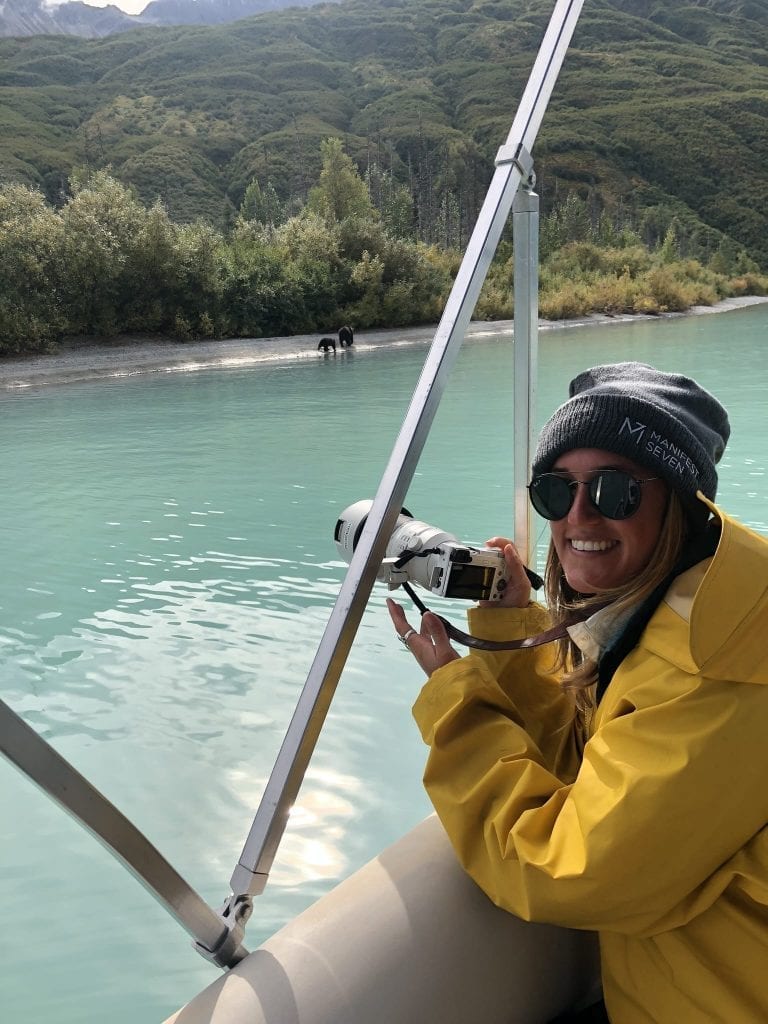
[[338, 325, 354, 347], [318, 337, 336, 353]]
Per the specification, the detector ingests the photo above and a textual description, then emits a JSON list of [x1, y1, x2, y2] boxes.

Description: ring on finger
[[398, 628, 417, 647]]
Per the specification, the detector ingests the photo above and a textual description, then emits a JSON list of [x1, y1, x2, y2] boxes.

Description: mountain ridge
[[1, 0, 767, 264], [0, 0, 329, 38]]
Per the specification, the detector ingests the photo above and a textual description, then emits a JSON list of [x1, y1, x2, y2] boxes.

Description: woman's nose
[[567, 481, 601, 523]]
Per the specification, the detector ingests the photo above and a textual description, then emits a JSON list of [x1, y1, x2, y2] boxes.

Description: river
[[0, 303, 766, 1022]]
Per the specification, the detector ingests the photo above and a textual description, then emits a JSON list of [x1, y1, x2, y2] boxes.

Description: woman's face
[[548, 448, 669, 594]]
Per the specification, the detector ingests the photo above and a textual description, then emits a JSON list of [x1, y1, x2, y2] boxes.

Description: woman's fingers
[[386, 596, 411, 636], [484, 535, 514, 552], [482, 537, 532, 608], [386, 598, 459, 675], [421, 612, 459, 667]]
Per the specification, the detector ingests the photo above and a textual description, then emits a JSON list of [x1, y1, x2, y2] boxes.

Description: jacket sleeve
[[412, 638, 768, 937], [462, 603, 585, 780]]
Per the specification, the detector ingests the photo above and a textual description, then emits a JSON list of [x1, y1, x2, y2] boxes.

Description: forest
[[1, 0, 768, 352], [2, 139, 764, 355]]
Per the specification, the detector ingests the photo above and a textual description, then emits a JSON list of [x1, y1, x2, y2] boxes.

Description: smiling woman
[[391, 360, 768, 1023]]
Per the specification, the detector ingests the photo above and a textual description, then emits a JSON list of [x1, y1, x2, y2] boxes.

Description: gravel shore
[[1, 295, 765, 391]]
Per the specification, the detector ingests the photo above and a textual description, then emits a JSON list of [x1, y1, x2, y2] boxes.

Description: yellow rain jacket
[[413, 503, 768, 1023]]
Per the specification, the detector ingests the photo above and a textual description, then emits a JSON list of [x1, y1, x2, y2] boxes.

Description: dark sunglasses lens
[[590, 472, 640, 519], [529, 475, 573, 520]]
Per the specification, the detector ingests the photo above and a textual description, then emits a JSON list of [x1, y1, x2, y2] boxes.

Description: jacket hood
[[649, 496, 768, 684]]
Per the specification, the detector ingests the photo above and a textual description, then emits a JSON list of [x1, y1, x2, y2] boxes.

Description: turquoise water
[[1, 307, 766, 1022]]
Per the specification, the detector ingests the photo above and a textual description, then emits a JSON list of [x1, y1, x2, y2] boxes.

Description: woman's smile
[[568, 537, 619, 553]]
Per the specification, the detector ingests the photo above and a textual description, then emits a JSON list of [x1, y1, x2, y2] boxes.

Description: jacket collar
[[679, 495, 768, 679]]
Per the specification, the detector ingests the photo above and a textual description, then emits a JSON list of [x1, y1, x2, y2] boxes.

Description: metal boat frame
[[0, 0, 588, 986]]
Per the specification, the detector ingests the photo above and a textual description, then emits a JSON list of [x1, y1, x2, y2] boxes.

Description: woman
[[388, 362, 768, 1023]]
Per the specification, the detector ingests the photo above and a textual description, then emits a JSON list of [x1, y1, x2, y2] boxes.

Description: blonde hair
[[545, 491, 689, 695]]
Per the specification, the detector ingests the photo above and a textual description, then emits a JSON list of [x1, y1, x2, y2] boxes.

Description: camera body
[[334, 499, 509, 602]]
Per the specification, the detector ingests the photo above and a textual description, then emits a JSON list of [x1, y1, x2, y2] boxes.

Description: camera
[[334, 499, 509, 602]]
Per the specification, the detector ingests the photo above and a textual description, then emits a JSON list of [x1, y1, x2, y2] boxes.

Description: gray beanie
[[532, 362, 730, 514]]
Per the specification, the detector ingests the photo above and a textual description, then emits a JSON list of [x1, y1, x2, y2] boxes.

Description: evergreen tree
[[307, 138, 377, 224], [241, 178, 284, 226]]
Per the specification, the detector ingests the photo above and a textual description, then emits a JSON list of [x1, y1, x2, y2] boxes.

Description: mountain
[[139, 0, 326, 28], [0, 0, 329, 38], [0, 0, 134, 37], [1, 0, 767, 264]]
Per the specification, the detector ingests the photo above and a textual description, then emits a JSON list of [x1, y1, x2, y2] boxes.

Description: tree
[[658, 223, 679, 264], [381, 181, 415, 239], [58, 171, 149, 334], [270, 211, 345, 326], [240, 178, 284, 226], [365, 161, 415, 239], [0, 184, 66, 353], [307, 138, 377, 225]]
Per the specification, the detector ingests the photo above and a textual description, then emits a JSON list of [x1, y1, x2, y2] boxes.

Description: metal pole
[[0, 698, 249, 968], [512, 183, 540, 566], [227, 0, 585, 914], [0, 0, 583, 972]]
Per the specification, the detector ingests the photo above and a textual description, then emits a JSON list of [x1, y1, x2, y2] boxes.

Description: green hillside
[[1, 0, 768, 261]]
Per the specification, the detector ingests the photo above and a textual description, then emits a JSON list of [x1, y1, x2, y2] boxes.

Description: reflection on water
[[268, 768, 362, 886], [0, 306, 766, 1022]]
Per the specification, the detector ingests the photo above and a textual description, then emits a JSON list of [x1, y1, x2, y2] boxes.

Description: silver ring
[[398, 628, 417, 647]]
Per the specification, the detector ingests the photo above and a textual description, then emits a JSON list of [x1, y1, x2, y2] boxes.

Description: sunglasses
[[528, 469, 659, 521]]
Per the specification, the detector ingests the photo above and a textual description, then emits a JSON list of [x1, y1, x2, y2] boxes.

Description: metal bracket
[[193, 893, 253, 969], [0, 696, 250, 969], [495, 143, 536, 189]]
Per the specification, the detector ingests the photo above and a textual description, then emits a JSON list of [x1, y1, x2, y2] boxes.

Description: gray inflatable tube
[[164, 816, 600, 1024]]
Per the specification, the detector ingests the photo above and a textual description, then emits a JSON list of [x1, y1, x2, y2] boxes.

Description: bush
[[590, 271, 640, 315], [641, 267, 704, 312], [0, 184, 66, 353], [0, 152, 764, 356], [475, 279, 512, 319], [728, 272, 768, 296], [539, 282, 592, 320], [173, 312, 193, 341]]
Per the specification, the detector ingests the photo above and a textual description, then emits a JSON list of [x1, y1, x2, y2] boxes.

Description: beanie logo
[[619, 417, 646, 445], [618, 417, 699, 480]]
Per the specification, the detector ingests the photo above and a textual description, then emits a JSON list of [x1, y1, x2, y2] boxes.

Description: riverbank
[[0, 295, 765, 390]]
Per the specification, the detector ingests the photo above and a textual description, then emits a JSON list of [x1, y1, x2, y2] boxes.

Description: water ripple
[[1, 307, 766, 1024]]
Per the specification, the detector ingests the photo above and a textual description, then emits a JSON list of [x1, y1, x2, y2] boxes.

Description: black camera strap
[[401, 581, 570, 651]]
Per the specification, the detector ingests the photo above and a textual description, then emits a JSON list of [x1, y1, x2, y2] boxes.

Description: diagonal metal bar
[[0, 697, 249, 967], [0, 0, 584, 972], [228, 0, 585, 911]]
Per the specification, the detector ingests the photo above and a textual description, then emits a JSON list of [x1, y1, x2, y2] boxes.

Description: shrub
[[728, 272, 768, 296], [475, 280, 512, 319], [198, 312, 216, 338], [590, 271, 640, 315], [539, 282, 592, 320], [0, 184, 66, 353], [173, 312, 193, 341]]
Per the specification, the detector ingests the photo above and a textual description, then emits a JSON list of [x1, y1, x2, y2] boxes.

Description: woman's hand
[[386, 597, 460, 676], [481, 537, 533, 608]]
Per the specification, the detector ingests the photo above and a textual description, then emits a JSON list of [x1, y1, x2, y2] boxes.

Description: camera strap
[[401, 581, 571, 651]]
